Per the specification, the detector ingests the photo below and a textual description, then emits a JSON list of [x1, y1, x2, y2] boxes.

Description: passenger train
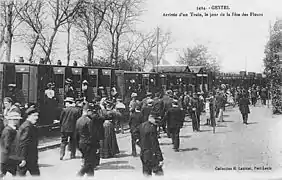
[[0, 61, 264, 128]]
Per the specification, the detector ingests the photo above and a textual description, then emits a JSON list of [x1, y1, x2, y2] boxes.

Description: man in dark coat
[[76, 103, 99, 176], [134, 115, 164, 176], [16, 107, 40, 176], [215, 91, 225, 122], [59, 97, 81, 160], [129, 103, 143, 157], [0, 111, 21, 177], [189, 93, 201, 132], [161, 90, 173, 135], [239, 92, 250, 124], [89, 102, 105, 168], [165, 100, 185, 152], [6, 84, 26, 106]]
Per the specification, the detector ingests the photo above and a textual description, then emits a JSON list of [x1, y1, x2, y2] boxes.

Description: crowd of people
[[0, 79, 270, 178]]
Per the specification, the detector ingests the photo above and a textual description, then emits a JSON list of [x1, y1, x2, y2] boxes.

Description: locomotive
[[0, 62, 211, 128]]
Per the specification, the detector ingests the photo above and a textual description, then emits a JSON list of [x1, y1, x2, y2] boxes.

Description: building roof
[[189, 66, 205, 73], [151, 65, 191, 73]]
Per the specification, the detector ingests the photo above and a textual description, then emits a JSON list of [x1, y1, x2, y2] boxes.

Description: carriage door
[[88, 69, 98, 97], [53, 67, 65, 108], [160, 74, 167, 91], [101, 69, 111, 95], [115, 70, 125, 100], [149, 74, 157, 94], [28, 65, 38, 104], [15, 65, 30, 105], [71, 68, 82, 98], [142, 73, 150, 93]]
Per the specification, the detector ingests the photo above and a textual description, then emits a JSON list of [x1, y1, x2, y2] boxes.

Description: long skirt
[[100, 121, 120, 159]]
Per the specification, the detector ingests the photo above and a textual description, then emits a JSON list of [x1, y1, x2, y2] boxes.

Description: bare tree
[[104, 0, 144, 66], [39, 0, 82, 64], [122, 28, 172, 70], [0, 0, 23, 62], [75, 0, 110, 66], [177, 44, 221, 73], [16, 0, 47, 63]]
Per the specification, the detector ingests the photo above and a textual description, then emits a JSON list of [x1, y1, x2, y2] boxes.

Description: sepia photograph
[[0, 0, 282, 179]]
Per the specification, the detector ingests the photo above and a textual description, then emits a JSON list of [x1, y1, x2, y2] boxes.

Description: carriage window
[[89, 75, 97, 87], [54, 74, 64, 88]]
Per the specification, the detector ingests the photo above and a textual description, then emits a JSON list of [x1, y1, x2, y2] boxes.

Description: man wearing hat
[[6, 83, 25, 106], [129, 102, 143, 157], [151, 92, 165, 137], [0, 111, 21, 177], [59, 97, 81, 160], [76, 103, 99, 176], [161, 90, 174, 135], [64, 78, 77, 99], [165, 99, 185, 152], [129, 93, 138, 116], [17, 107, 40, 176], [189, 93, 201, 132], [133, 111, 164, 176], [141, 92, 152, 109]]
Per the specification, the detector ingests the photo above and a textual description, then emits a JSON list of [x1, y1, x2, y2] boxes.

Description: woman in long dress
[[99, 102, 120, 159]]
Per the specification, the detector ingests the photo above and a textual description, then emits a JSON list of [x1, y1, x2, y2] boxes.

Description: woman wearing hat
[[99, 102, 120, 159], [64, 78, 77, 99], [0, 111, 22, 178], [44, 82, 57, 125]]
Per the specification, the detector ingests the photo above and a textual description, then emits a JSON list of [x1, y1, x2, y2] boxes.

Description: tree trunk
[[110, 34, 115, 66], [28, 34, 39, 63], [87, 43, 94, 66], [114, 34, 120, 68], [5, 2, 13, 62], [66, 23, 71, 66], [44, 27, 59, 64]]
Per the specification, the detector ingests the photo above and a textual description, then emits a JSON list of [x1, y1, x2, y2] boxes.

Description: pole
[[156, 27, 160, 73]]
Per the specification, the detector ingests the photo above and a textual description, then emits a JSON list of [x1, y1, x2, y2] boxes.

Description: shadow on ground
[[180, 135, 191, 138], [179, 147, 199, 152], [39, 164, 54, 168], [98, 160, 135, 170], [247, 122, 258, 125], [115, 151, 133, 158]]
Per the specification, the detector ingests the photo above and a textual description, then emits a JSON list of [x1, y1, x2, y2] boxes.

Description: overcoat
[[238, 97, 250, 114], [16, 121, 39, 164], [60, 107, 81, 133]]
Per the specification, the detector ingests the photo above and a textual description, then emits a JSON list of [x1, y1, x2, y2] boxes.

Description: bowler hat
[[25, 107, 38, 116]]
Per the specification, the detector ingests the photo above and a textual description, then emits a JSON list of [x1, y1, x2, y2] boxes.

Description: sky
[[8, 0, 282, 73], [135, 0, 282, 73]]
